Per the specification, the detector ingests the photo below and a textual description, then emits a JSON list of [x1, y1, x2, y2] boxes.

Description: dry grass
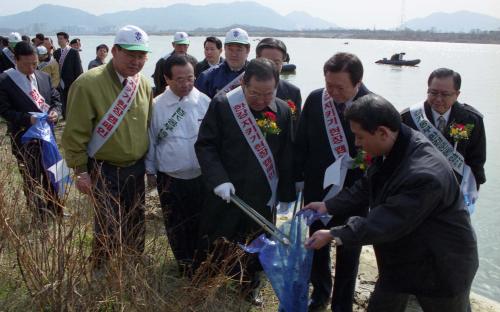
[[0, 126, 279, 312]]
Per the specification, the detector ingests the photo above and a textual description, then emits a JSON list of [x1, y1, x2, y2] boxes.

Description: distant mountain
[[403, 11, 500, 32], [0, 1, 336, 34], [0, 4, 111, 34]]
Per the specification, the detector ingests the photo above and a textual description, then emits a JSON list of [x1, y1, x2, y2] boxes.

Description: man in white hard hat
[[37, 46, 60, 88], [195, 27, 250, 98], [62, 25, 154, 272], [0, 32, 22, 73], [152, 31, 198, 96]]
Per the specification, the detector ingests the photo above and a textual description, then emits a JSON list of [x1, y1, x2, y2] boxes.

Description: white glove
[[214, 182, 235, 203], [295, 181, 304, 193], [277, 202, 291, 214]]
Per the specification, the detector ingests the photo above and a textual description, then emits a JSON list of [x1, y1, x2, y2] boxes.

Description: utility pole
[[400, 0, 406, 29]]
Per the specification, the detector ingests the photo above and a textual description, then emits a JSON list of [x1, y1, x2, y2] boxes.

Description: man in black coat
[[0, 42, 62, 219], [0, 32, 22, 73], [194, 58, 296, 302], [256, 38, 302, 138], [401, 68, 486, 189], [294, 52, 369, 311], [53, 31, 83, 118], [195, 36, 224, 78], [305, 94, 478, 312]]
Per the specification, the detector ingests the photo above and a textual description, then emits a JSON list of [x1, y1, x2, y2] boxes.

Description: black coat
[[327, 125, 478, 297], [0, 70, 62, 146], [194, 57, 224, 78], [294, 85, 369, 205], [401, 101, 486, 186], [195, 91, 296, 244], [53, 47, 83, 91], [0, 49, 15, 73], [276, 79, 302, 137]]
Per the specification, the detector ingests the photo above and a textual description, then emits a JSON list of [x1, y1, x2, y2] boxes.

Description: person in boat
[[195, 28, 250, 99], [195, 36, 224, 78], [0, 32, 22, 73], [304, 93, 478, 312], [194, 58, 295, 304], [145, 55, 211, 274], [255, 37, 302, 138], [62, 25, 153, 272], [401, 68, 486, 192], [37, 46, 60, 88], [294, 52, 370, 311], [0, 41, 62, 219], [152, 31, 197, 97]]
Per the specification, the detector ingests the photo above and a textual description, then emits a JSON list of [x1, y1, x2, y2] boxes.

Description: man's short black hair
[[242, 58, 279, 86], [0, 36, 8, 47], [345, 94, 401, 134], [427, 68, 461, 91], [35, 33, 45, 41], [255, 37, 287, 60], [56, 32, 69, 40], [21, 35, 30, 42], [323, 52, 364, 86], [70, 38, 80, 45], [163, 55, 196, 80], [204, 36, 222, 50], [96, 44, 109, 53], [14, 41, 36, 60]]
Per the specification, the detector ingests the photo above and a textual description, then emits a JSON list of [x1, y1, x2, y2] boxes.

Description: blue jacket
[[194, 61, 247, 99]]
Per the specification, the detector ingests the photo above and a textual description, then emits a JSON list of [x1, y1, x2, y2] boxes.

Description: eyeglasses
[[172, 76, 195, 84], [427, 89, 456, 98], [119, 48, 148, 61]]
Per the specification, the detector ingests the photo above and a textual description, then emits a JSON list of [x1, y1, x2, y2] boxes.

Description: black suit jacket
[[276, 79, 302, 139], [327, 125, 478, 297], [195, 92, 295, 243], [195, 57, 224, 78], [401, 101, 486, 186], [0, 50, 15, 73], [294, 84, 370, 206], [54, 47, 83, 91], [0, 70, 62, 146]]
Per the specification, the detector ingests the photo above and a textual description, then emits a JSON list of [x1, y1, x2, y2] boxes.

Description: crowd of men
[[0, 25, 486, 312]]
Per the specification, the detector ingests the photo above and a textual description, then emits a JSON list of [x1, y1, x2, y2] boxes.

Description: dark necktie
[[336, 102, 346, 120], [122, 78, 128, 88], [437, 116, 446, 134]]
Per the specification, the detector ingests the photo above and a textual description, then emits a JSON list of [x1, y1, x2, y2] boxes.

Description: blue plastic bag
[[243, 210, 317, 311], [21, 112, 71, 196]]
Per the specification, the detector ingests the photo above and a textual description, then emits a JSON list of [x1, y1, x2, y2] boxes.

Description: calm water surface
[[69, 35, 500, 301]]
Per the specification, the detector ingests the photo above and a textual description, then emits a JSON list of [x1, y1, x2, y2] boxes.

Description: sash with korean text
[[87, 75, 140, 157], [156, 106, 186, 143], [2, 47, 15, 66], [5, 69, 50, 113], [410, 101, 478, 213], [217, 72, 245, 96], [227, 86, 278, 207]]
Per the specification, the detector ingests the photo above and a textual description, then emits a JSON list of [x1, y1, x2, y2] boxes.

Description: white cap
[[224, 28, 249, 45], [172, 32, 190, 45], [36, 46, 48, 55], [8, 32, 22, 44], [114, 25, 151, 52]]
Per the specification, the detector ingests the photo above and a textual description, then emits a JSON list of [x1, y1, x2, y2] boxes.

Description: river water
[[67, 35, 500, 301]]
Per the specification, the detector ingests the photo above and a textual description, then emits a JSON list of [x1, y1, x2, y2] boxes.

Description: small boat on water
[[281, 63, 296, 73], [376, 52, 420, 66], [376, 58, 421, 66]]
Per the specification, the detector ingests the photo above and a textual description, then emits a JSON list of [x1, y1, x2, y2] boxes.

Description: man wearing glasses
[[62, 25, 153, 274], [145, 55, 210, 275], [402, 68, 486, 200]]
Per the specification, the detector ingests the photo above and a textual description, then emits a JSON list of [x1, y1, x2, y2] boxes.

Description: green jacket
[[62, 61, 153, 171]]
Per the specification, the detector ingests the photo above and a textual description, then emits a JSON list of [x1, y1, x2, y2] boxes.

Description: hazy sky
[[2, 0, 500, 29]]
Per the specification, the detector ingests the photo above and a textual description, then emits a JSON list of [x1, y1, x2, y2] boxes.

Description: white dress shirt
[[145, 86, 210, 179]]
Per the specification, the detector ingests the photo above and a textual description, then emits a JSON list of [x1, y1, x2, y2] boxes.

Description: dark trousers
[[89, 158, 146, 267], [367, 281, 471, 312], [310, 219, 361, 312], [156, 173, 205, 265], [12, 139, 60, 219]]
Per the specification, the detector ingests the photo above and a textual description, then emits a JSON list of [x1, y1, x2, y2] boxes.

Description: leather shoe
[[308, 299, 329, 311]]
